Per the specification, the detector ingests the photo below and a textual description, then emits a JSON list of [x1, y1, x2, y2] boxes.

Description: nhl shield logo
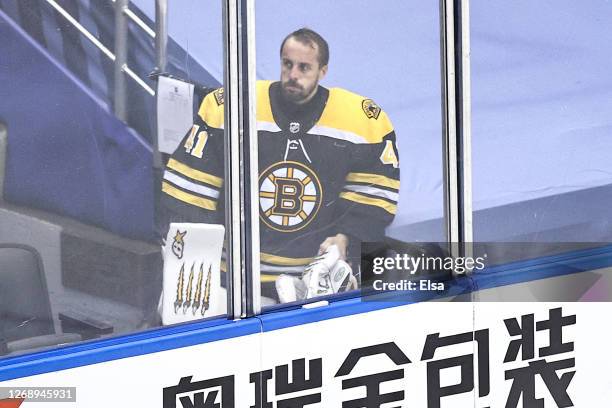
[[289, 122, 301, 134]]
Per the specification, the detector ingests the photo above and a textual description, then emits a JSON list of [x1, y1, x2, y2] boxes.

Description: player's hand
[[318, 233, 349, 260]]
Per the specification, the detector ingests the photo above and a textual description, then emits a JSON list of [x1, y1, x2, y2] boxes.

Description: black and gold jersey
[[160, 80, 400, 287]]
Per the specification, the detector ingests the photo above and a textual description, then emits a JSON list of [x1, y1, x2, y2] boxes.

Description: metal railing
[[44, 0, 168, 121]]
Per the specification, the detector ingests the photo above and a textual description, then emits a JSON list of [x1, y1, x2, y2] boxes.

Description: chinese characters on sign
[[163, 307, 576, 408], [503, 307, 576, 408]]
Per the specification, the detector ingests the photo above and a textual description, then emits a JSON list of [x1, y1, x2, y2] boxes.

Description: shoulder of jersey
[[197, 81, 274, 130], [197, 87, 225, 129], [317, 87, 394, 144]]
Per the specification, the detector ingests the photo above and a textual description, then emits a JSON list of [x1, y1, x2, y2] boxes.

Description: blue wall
[[1, 10, 154, 240]]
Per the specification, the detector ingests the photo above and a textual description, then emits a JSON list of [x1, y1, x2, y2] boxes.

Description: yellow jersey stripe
[[223, 254, 313, 268], [261, 274, 281, 283], [260, 252, 314, 266], [220, 267, 280, 283], [162, 182, 217, 211], [346, 172, 400, 190], [167, 158, 223, 188], [340, 191, 397, 215]]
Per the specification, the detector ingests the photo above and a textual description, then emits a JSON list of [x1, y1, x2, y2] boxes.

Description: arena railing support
[[222, 0, 260, 318], [45, 0, 157, 124], [441, 0, 473, 270]]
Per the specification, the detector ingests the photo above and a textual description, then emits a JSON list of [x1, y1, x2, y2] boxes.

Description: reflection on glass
[[471, 0, 612, 265], [0, 1, 225, 357], [158, 85, 229, 322]]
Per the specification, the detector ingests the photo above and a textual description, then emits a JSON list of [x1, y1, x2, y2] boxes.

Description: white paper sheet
[[156, 76, 194, 154]]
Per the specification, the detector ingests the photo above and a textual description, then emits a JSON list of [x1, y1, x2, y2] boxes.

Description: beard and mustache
[[280, 80, 316, 104]]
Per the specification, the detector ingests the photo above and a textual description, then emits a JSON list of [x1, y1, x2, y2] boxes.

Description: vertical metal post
[[222, 0, 259, 318], [223, 0, 244, 319], [154, 0, 168, 72], [113, 0, 129, 122], [240, 0, 261, 315], [441, 0, 473, 267], [441, 0, 458, 245], [458, 0, 473, 250], [152, 0, 168, 169]]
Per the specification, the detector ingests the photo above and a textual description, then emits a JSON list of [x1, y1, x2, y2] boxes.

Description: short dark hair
[[280, 28, 329, 67]]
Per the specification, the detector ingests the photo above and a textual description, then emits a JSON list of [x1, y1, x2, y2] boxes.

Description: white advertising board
[[1, 302, 609, 407]]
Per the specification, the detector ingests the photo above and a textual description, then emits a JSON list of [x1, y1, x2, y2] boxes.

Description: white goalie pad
[[276, 275, 307, 304], [161, 223, 226, 325]]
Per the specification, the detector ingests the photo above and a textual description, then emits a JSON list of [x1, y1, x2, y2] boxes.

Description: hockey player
[[159, 28, 400, 302]]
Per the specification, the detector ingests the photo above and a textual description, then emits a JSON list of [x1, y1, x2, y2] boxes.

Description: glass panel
[[471, 1, 612, 263], [253, 0, 445, 305], [0, 0, 228, 357], [153, 2, 231, 323]]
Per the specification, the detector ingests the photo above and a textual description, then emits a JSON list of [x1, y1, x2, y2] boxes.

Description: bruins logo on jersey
[[362, 98, 381, 120], [259, 161, 323, 232], [213, 88, 224, 106]]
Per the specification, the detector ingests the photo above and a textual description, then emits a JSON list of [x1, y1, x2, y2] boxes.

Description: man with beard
[[159, 28, 400, 302]]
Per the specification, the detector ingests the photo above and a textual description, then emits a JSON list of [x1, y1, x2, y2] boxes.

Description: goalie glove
[[304, 244, 341, 298], [275, 245, 358, 303], [304, 258, 357, 299]]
